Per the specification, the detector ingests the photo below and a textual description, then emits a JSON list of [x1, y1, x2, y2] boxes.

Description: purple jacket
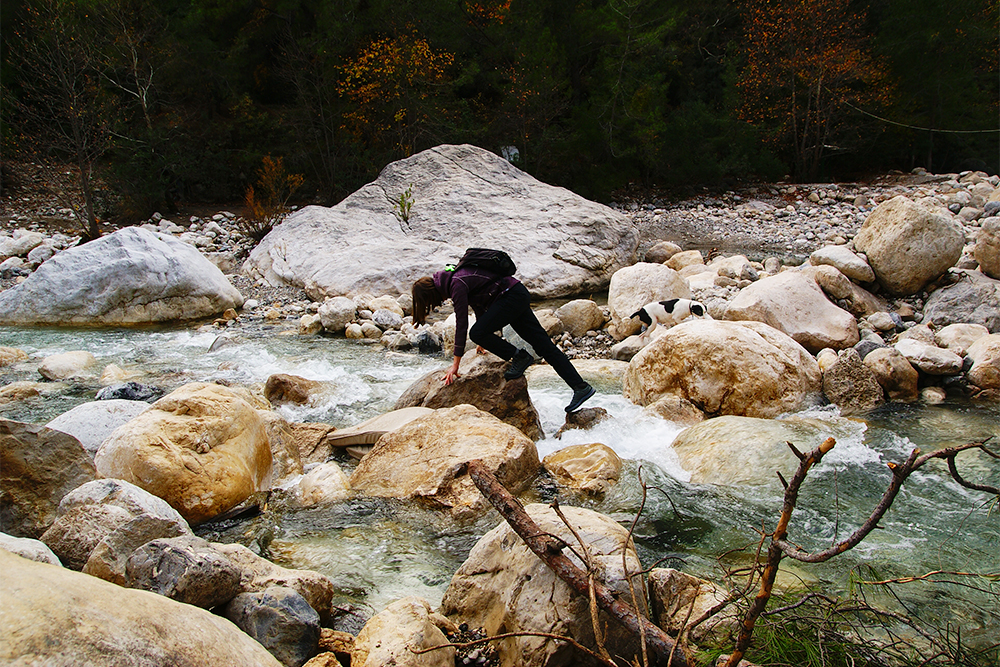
[[433, 267, 519, 357]]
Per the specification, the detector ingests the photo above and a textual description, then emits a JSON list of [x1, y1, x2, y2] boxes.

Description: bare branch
[[550, 498, 614, 664], [409, 631, 620, 666]]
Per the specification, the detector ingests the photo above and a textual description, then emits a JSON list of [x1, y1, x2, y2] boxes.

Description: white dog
[[630, 298, 708, 342]]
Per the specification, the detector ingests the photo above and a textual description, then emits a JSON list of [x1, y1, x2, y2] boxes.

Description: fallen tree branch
[[467, 459, 690, 667], [410, 630, 620, 666]]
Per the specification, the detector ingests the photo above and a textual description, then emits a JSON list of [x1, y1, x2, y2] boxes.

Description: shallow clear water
[[2, 322, 998, 643]]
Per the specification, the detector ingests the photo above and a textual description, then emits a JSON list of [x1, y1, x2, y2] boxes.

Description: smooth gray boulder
[[0, 227, 243, 325], [46, 399, 150, 457], [0, 532, 61, 565], [126, 535, 243, 609], [243, 144, 638, 299], [222, 586, 321, 667], [922, 269, 1000, 332]]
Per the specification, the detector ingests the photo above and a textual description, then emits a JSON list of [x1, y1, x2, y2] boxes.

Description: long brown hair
[[411, 276, 442, 325]]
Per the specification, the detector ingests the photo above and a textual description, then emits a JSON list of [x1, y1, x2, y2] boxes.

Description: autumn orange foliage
[[463, 0, 511, 25], [737, 0, 892, 180], [242, 155, 304, 242], [337, 32, 454, 157]]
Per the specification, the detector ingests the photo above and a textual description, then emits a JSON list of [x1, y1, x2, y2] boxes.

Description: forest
[[1, 0, 998, 221]]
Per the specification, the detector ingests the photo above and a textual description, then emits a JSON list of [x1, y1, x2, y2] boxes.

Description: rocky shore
[[2, 150, 999, 667]]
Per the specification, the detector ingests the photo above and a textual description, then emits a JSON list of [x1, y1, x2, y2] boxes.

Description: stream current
[[2, 319, 997, 647]]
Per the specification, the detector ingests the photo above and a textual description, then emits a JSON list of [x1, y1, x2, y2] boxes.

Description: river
[[2, 320, 997, 651]]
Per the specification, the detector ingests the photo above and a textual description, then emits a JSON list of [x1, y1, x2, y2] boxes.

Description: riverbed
[[2, 319, 998, 649]]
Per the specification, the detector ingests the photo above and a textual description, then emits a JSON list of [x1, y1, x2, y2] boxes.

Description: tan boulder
[[645, 240, 682, 263], [0, 419, 96, 538], [666, 249, 705, 271], [38, 350, 97, 380], [822, 348, 885, 414], [349, 404, 539, 517], [0, 346, 28, 366], [441, 503, 647, 667], [894, 338, 964, 375], [935, 323, 990, 356], [543, 442, 622, 495], [607, 262, 691, 339], [286, 462, 352, 507], [863, 347, 920, 403], [280, 420, 337, 466], [94, 382, 273, 525], [368, 294, 405, 317], [643, 395, 706, 425], [554, 298, 605, 336], [40, 478, 195, 584], [393, 353, 543, 440], [669, 414, 863, 486], [966, 333, 1000, 389], [649, 568, 736, 643], [0, 549, 283, 667], [854, 195, 964, 295], [809, 245, 875, 283], [0, 380, 44, 404], [40, 503, 134, 570], [723, 269, 859, 353], [264, 373, 324, 406], [352, 597, 455, 667], [623, 320, 823, 419], [257, 411, 305, 485], [974, 216, 1000, 279]]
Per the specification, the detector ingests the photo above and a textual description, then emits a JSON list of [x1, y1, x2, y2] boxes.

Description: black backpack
[[450, 247, 516, 276]]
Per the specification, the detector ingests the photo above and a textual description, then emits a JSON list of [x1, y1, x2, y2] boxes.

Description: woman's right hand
[[443, 356, 462, 385]]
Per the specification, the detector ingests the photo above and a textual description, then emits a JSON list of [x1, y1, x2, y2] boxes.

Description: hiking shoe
[[565, 384, 596, 412], [504, 349, 534, 380]]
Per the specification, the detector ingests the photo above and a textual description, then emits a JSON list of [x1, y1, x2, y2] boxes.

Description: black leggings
[[469, 283, 587, 390]]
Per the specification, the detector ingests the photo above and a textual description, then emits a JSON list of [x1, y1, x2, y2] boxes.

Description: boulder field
[[1, 150, 1000, 666]]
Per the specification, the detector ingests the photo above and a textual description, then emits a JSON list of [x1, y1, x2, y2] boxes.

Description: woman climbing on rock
[[411, 252, 595, 413]]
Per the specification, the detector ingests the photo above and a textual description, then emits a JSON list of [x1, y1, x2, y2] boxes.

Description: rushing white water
[[2, 323, 998, 644]]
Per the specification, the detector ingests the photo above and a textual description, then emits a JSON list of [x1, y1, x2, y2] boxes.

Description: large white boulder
[[0, 227, 243, 325], [46, 400, 150, 457], [623, 320, 823, 419], [243, 144, 638, 299], [853, 195, 964, 295]]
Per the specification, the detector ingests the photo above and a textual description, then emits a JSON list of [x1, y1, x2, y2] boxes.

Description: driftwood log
[[467, 459, 690, 667]]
